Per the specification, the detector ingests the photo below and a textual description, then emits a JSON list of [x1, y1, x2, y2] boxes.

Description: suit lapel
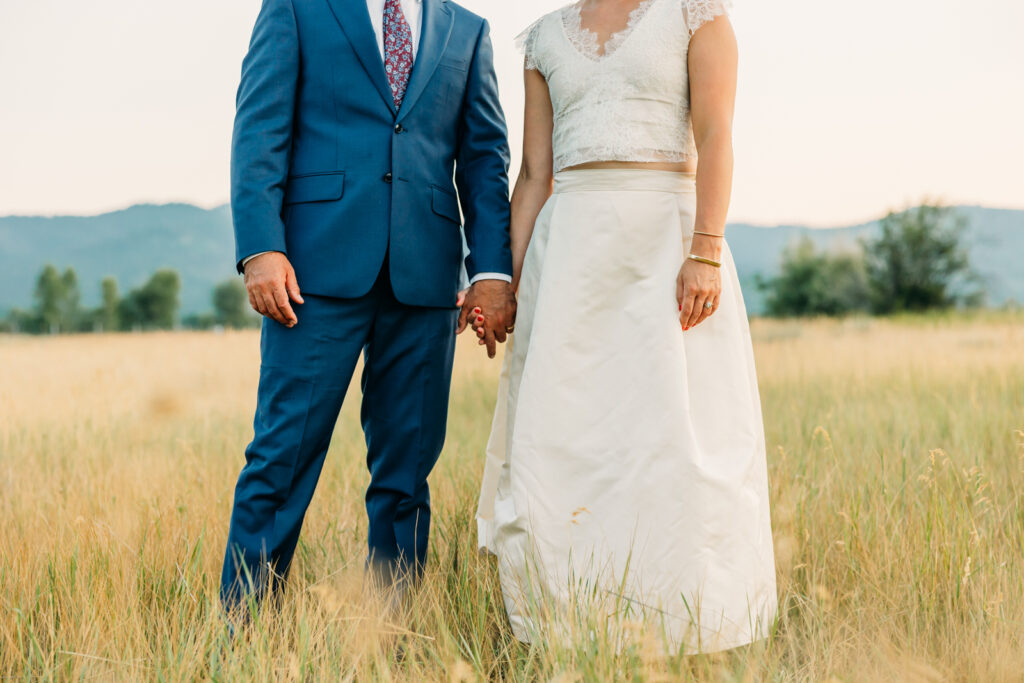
[[325, 0, 397, 116], [396, 0, 454, 123]]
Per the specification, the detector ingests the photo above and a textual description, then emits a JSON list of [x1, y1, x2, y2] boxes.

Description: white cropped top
[[518, 0, 731, 173]]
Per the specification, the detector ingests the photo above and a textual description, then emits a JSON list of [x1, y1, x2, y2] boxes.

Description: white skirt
[[476, 169, 778, 653]]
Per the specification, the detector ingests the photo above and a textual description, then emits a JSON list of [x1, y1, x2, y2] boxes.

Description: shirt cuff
[[241, 251, 275, 268], [469, 272, 512, 285]]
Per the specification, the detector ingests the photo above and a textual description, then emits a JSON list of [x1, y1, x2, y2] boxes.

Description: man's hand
[[244, 251, 304, 327], [457, 280, 517, 359]]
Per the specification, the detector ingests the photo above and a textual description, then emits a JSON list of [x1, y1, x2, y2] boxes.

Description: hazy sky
[[1, 0, 1022, 225]]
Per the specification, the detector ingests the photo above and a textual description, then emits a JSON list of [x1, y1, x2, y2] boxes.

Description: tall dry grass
[[1, 314, 1022, 681]]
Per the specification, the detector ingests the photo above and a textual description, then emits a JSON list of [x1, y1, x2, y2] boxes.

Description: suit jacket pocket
[[439, 57, 468, 72], [431, 185, 461, 225], [285, 171, 345, 204]]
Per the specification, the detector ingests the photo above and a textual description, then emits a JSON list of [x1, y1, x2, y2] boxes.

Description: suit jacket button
[[383, 172, 393, 183], [394, 124, 404, 133]]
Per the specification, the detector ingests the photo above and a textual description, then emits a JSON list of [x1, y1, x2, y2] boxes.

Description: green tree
[[757, 239, 870, 317], [120, 269, 181, 330], [863, 205, 977, 314], [212, 279, 251, 328], [34, 264, 65, 333], [4, 308, 42, 334], [61, 268, 81, 331], [100, 277, 121, 332], [182, 312, 217, 330], [30, 264, 84, 333]]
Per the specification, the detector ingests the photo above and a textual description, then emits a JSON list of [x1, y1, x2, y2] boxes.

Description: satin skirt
[[476, 169, 778, 652]]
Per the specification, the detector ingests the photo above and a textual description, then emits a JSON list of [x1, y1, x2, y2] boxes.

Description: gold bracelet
[[688, 253, 722, 268], [693, 230, 725, 238]]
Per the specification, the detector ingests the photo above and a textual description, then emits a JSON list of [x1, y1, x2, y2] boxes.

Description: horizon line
[[2, 199, 1022, 231]]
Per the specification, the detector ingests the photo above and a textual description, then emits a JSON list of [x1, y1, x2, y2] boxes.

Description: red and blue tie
[[383, 0, 414, 110]]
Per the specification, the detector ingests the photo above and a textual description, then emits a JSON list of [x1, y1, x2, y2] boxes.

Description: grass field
[[1, 314, 1023, 681]]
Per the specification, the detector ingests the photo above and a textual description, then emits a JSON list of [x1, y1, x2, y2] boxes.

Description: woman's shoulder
[[681, 0, 732, 36], [516, 3, 572, 41], [515, 4, 574, 71]]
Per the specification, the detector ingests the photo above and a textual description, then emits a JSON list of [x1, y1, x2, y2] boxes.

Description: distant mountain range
[[1, 203, 1021, 316]]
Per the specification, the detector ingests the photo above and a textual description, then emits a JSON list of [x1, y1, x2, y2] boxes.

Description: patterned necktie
[[383, 0, 414, 110]]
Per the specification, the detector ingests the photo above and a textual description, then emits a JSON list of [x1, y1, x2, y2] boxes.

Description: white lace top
[[518, 0, 731, 173]]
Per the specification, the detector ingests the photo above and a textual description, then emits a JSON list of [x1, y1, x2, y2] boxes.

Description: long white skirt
[[476, 169, 777, 653]]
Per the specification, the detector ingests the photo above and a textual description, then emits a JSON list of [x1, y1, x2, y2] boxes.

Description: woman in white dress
[[474, 0, 777, 653]]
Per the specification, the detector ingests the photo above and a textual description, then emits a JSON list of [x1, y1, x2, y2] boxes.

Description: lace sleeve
[[683, 0, 732, 36], [515, 17, 545, 72]]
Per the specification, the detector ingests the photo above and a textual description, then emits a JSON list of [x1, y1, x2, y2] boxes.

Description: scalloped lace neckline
[[561, 0, 660, 62]]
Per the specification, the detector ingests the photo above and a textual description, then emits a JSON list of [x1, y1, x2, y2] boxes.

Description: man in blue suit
[[221, 0, 516, 609]]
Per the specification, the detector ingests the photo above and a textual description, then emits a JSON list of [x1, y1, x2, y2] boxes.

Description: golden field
[[1, 314, 1023, 681]]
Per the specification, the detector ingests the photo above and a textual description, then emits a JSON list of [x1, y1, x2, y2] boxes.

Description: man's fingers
[[248, 289, 259, 313], [485, 328, 497, 359], [260, 288, 286, 325], [274, 287, 297, 326], [263, 289, 286, 325], [493, 325, 508, 344], [254, 290, 273, 320], [286, 270, 304, 305]]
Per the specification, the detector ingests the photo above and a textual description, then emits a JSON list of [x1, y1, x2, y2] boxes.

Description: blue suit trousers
[[220, 261, 458, 607]]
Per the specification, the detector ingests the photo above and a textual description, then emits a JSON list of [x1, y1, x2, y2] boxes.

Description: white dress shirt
[[367, 0, 423, 60], [243, 0, 511, 285]]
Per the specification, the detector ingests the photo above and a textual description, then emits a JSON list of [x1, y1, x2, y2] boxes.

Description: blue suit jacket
[[231, 0, 512, 307]]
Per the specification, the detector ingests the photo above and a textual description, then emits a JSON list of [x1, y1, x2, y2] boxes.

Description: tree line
[[756, 204, 984, 316], [0, 204, 991, 332], [1, 268, 256, 334]]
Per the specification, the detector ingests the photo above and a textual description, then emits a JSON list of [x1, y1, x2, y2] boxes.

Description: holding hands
[[456, 280, 517, 359], [461, 232, 724, 354]]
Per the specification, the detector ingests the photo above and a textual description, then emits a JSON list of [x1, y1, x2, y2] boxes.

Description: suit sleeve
[[455, 19, 513, 281], [230, 0, 300, 272]]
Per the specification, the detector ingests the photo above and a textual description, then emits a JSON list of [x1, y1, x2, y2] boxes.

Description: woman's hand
[[680, 12, 736, 332], [676, 256, 722, 330]]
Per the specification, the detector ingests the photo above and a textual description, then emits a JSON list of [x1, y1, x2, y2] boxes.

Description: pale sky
[[1, 0, 1022, 226]]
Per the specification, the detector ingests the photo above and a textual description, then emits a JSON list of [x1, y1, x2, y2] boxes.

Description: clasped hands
[[456, 280, 517, 359], [244, 252, 517, 358]]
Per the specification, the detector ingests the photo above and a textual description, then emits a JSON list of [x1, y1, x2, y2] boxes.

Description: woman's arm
[[678, 14, 738, 329], [510, 65, 555, 290]]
